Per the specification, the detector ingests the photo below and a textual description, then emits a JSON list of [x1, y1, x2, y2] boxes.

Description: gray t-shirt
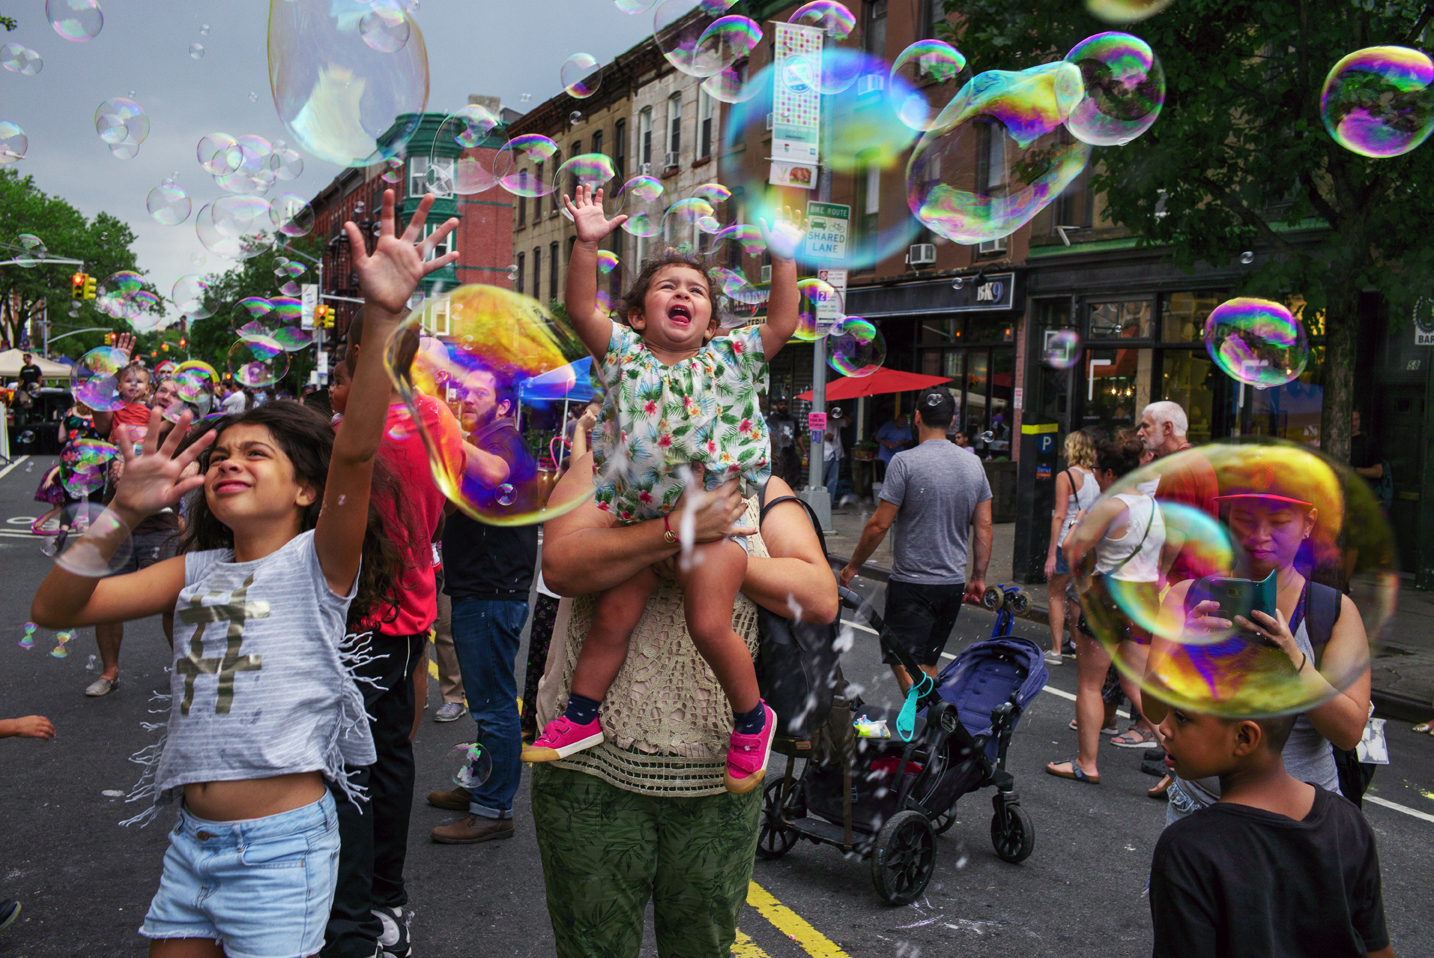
[[880, 439, 992, 585]]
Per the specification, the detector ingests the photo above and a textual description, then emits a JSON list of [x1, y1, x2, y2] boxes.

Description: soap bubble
[[1078, 442, 1396, 718], [431, 104, 501, 195], [270, 327, 315, 351], [198, 133, 242, 175], [232, 296, 276, 333], [269, 0, 428, 168], [270, 194, 315, 237], [907, 62, 1091, 245], [450, 742, 494, 788], [160, 369, 215, 423], [268, 147, 305, 181], [696, 16, 762, 76], [70, 347, 128, 411], [147, 183, 192, 226], [494, 135, 560, 197], [562, 53, 603, 99], [0, 121, 27, 164], [43, 504, 135, 578], [47, 0, 104, 42], [616, 175, 666, 236], [270, 296, 303, 326], [386, 285, 594, 526], [175, 360, 221, 387], [198, 197, 274, 260], [227, 337, 289, 387], [94, 98, 149, 149], [1064, 32, 1165, 146], [1085, 0, 1173, 23], [569, 111, 583, 127], [190, 42, 205, 59], [795, 277, 840, 342], [1320, 45, 1434, 159], [172, 275, 213, 320], [13, 233, 47, 267], [61, 439, 117, 498], [1042, 329, 1082, 369], [1, 43, 43, 75], [828, 317, 884, 376], [1240, 251, 1255, 265], [93, 271, 149, 322], [359, 5, 410, 53], [662, 197, 721, 238], [654, 0, 741, 78], [557, 153, 617, 196], [889, 40, 967, 132], [788, 1, 863, 94], [616, 0, 655, 12], [1202, 298, 1309, 389]]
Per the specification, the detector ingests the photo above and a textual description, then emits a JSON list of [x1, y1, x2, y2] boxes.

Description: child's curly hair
[[619, 248, 718, 326]]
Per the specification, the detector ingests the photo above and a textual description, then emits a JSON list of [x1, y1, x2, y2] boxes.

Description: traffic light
[[314, 304, 332, 328], [179, 337, 187, 349], [161, 343, 169, 352], [71, 272, 85, 299], [106, 332, 116, 344], [83, 275, 97, 300]]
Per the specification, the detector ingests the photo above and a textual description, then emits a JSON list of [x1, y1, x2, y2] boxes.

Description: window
[[639, 108, 653, 169], [408, 156, 429, 197], [1161, 292, 1220, 343], [614, 120, 627, 179], [532, 246, 542, 300], [922, 0, 945, 40], [1052, 149, 1093, 230], [698, 88, 713, 159], [857, 157, 880, 243], [533, 163, 544, 223], [976, 119, 1006, 196], [408, 156, 452, 197], [591, 130, 603, 161], [667, 94, 682, 163], [865, 0, 887, 55], [515, 252, 525, 291], [422, 222, 450, 263], [570, 140, 582, 197], [1089, 300, 1154, 339], [516, 171, 527, 226], [549, 242, 560, 301]]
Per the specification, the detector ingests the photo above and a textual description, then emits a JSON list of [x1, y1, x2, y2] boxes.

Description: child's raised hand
[[565, 185, 628, 245], [758, 206, 808, 261], [348, 189, 459, 315], [111, 331, 135, 358], [110, 407, 213, 524]]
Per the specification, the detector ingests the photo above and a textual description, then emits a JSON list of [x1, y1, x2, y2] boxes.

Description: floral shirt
[[592, 324, 770, 522]]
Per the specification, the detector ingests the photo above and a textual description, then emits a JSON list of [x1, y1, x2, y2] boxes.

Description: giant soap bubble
[[1320, 45, 1434, 159], [268, 0, 428, 168], [1202, 297, 1308, 389], [1074, 442, 1396, 718], [386, 285, 593, 526], [1064, 32, 1165, 146]]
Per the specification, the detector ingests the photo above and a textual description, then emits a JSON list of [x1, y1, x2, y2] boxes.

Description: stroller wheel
[[981, 586, 1004, 611], [932, 804, 957, 835], [756, 780, 798, 861], [1010, 591, 1032, 616], [870, 810, 936, 905], [990, 802, 1035, 864]]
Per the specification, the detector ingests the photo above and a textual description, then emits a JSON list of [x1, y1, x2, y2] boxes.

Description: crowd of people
[[0, 189, 1400, 958]]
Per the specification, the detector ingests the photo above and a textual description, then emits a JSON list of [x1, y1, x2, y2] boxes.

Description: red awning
[[796, 368, 954, 401]]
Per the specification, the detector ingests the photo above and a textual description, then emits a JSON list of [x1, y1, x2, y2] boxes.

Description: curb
[[833, 554, 1430, 719]]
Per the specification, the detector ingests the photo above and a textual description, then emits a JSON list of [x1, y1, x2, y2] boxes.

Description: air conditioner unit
[[856, 74, 885, 96], [663, 151, 679, 169], [640, 162, 653, 175], [907, 243, 937, 267], [765, 112, 775, 131], [760, 264, 772, 283], [977, 237, 1007, 255]]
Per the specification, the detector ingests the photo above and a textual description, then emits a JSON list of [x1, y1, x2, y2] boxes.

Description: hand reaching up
[[347, 189, 460, 315], [111, 331, 135, 358], [759, 206, 808, 262], [110, 407, 213, 524], [565, 185, 628, 245]]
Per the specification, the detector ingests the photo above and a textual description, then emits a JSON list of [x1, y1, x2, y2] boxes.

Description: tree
[[0, 169, 152, 355], [941, 0, 1434, 461]]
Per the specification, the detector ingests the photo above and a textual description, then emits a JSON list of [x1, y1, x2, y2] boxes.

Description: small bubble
[[1240, 250, 1254, 264], [248, 91, 258, 102], [200, 23, 210, 35], [338, 495, 346, 505], [86, 654, 98, 672], [520, 93, 532, 102], [570, 110, 582, 126], [951, 276, 964, 289], [189, 42, 205, 60], [191, 252, 206, 265], [496, 483, 516, 506]]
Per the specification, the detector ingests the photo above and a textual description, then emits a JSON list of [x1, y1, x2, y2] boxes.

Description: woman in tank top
[[1044, 428, 1101, 665]]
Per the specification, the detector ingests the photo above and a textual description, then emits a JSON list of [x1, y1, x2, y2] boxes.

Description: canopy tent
[[796, 368, 953, 402], [518, 356, 595, 404], [0, 349, 74, 381]]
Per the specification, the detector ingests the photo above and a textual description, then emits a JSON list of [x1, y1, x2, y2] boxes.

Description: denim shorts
[[1053, 548, 1070, 576], [140, 793, 340, 958]]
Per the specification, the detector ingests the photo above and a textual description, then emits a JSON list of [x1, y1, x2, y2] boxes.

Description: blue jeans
[[450, 597, 529, 819], [825, 458, 841, 501]]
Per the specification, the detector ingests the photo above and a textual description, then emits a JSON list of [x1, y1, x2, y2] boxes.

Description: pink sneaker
[[724, 702, 777, 794], [522, 715, 604, 763]]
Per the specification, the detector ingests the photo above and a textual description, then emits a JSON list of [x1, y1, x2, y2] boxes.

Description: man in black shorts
[[840, 387, 993, 691]]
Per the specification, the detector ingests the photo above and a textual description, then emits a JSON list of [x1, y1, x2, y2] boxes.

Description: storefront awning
[[796, 368, 953, 401]]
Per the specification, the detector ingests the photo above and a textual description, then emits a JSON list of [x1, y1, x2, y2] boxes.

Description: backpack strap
[[760, 492, 831, 563], [1305, 581, 1342, 664]]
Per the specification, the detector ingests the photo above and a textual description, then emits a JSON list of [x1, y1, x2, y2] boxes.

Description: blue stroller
[[757, 587, 1048, 905]]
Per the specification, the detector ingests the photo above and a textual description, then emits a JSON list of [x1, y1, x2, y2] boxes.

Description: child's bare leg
[[570, 565, 660, 702], [676, 539, 758, 713]]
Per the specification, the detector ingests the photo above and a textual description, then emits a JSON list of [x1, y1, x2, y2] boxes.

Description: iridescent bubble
[[1240, 251, 1255, 265], [190, 42, 205, 60], [691, 181, 733, 206], [12, 233, 47, 268], [268, 147, 305, 180], [45, 505, 135, 579], [615, 0, 655, 12], [123, 290, 163, 332], [201, 196, 274, 259], [271, 327, 315, 351], [161, 369, 214, 422], [450, 741, 494, 788], [703, 57, 762, 105], [906, 62, 1091, 245], [387, 285, 593, 526], [1202, 297, 1309, 389], [828, 317, 884, 376], [172, 274, 213, 319], [227, 337, 289, 387], [695, 16, 762, 79], [654, 0, 741, 78], [1320, 45, 1434, 159], [494, 135, 560, 197], [278, 280, 301, 297], [198, 133, 242, 175], [231, 296, 276, 332], [269, 0, 429, 168], [110, 142, 141, 161], [788, 1, 863, 94], [70, 347, 128, 411], [433, 104, 501, 195], [1085, 0, 1174, 24], [562, 53, 603, 99], [795, 277, 840, 342], [93, 270, 145, 320], [616, 175, 665, 237], [94, 98, 149, 148], [175, 360, 222, 386], [557, 153, 617, 193], [359, 5, 410, 53], [1064, 32, 1165, 146], [595, 250, 621, 274], [47, 0, 104, 42], [191, 252, 206, 266], [147, 183, 192, 226], [1, 43, 44, 76], [1042, 329, 1081, 369], [271, 296, 303, 325], [889, 40, 966, 132], [570, 111, 583, 127], [0, 122, 27, 165], [662, 197, 721, 238], [276, 261, 307, 279], [270, 193, 315, 237], [381, 157, 405, 183]]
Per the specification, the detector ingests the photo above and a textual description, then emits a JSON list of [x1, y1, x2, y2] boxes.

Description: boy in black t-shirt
[[1151, 705, 1393, 958]]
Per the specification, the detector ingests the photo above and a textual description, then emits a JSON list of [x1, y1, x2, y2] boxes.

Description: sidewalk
[[825, 503, 1434, 720]]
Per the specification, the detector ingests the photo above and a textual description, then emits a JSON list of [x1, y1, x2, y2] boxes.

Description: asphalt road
[[1, 451, 1431, 958]]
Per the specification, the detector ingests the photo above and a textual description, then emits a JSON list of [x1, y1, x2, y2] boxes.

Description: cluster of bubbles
[[195, 192, 314, 261], [1201, 297, 1309, 389], [1320, 45, 1434, 159], [94, 271, 162, 330], [47, 0, 104, 42], [1076, 442, 1396, 719], [94, 97, 150, 160], [1, 42, 43, 75], [196, 133, 305, 196]]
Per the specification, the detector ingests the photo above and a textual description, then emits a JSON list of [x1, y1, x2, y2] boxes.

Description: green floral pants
[[531, 763, 761, 958]]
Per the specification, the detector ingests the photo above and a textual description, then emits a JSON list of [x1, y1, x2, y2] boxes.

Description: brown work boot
[[430, 814, 514, 845], [427, 785, 471, 811]]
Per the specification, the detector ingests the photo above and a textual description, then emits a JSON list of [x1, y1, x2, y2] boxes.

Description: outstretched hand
[[759, 206, 807, 261], [347, 189, 460, 315], [111, 331, 135, 358], [110, 407, 213, 523], [565, 184, 628, 245]]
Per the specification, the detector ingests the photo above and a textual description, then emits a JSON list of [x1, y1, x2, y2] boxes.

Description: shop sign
[[1415, 297, 1434, 346], [950, 272, 1016, 312]]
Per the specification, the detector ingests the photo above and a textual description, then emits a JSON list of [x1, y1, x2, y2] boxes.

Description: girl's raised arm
[[757, 211, 806, 359], [563, 185, 626, 358], [317, 190, 458, 596]]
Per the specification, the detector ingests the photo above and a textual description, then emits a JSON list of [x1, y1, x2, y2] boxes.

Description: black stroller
[[756, 586, 1048, 905]]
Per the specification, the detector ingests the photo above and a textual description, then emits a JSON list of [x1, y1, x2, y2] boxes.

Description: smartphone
[[1192, 569, 1278, 631]]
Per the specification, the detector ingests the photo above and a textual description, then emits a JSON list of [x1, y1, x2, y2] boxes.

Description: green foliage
[[941, 0, 1434, 458], [0, 169, 151, 355], [0, 15, 16, 32]]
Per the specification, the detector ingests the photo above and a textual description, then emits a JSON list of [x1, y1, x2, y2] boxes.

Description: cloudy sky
[[1, 0, 656, 328]]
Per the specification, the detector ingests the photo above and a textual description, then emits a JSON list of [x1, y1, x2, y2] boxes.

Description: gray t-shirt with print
[[880, 439, 992, 585]]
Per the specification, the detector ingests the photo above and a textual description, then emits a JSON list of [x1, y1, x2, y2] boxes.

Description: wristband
[[663, 513, 676, 545]]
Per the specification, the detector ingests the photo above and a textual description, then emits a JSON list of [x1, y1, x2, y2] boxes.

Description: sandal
[[1069, 718, 1118, 735], [1413, 721, 1434, 734], [1111, 727, 1157, 748], [1147, 774, 1173, 799], [1045, 759, 1100, 784]]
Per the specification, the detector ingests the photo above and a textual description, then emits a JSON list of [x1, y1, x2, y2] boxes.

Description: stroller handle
[[837, 586, 939, 709]]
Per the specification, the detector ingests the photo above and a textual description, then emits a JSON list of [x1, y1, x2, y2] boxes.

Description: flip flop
[[1045, 759, 1100, 784], [1413, 721, 1434, 734], [1111, 727, 1156, 748]]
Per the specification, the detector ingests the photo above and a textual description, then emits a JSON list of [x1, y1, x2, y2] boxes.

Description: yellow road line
[[746, 882, 850, 958], [731, 929, 771, 957], [428, 657, 439, 679]]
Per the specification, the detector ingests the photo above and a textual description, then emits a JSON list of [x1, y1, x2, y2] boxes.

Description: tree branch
[[1403, 4, 1432, 44], [1195, 174, 1302, 257]]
